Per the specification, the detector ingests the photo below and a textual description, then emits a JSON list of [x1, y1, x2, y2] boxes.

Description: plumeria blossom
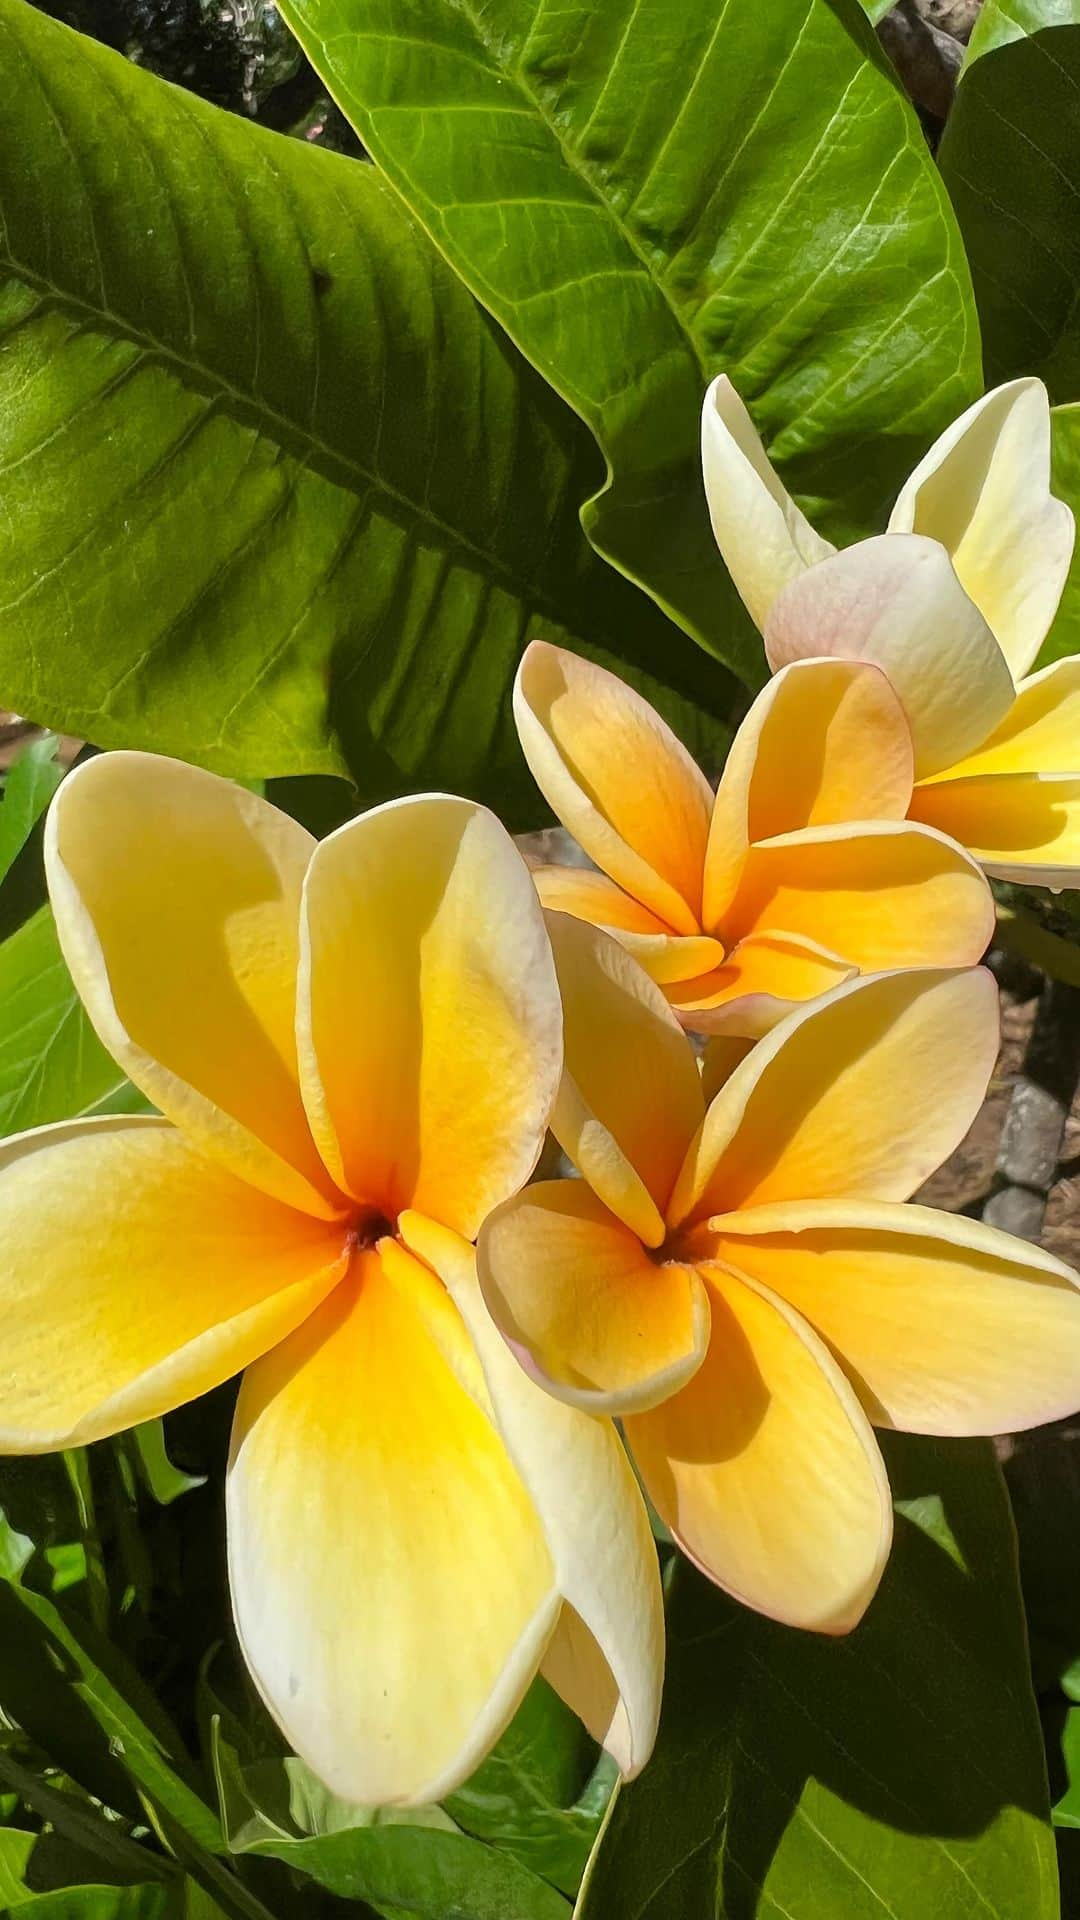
[[0, 753, 663, 1806], [478, 933, 1080, 1631], [515, 639, 992, 1035], [702, 374, 1080, 887]]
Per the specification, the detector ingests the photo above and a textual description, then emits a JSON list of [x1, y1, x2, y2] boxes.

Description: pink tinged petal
[[547, 913, 705, 1246], [763, 534, 1016, 778], [297, 795, 562, 1236], [700, 375, 835, 630], [530, 865, 724, 985], [399, 1213, 664, 1779], [477, 1178, 711, 1416], [888, 377, 1076, 681], [514, 642, 713, 934], [666, 967, 1000, 1232], [703, 657, 914, 927], [227, 1239, 560, 1809], [626, 1262, 893, 1633], [705, 1198, 1080, 1435], [0, 1116, 349, 1452], [45, 751, 343, 1219]]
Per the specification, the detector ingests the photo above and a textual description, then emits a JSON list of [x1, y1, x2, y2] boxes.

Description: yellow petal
[[667, 967, 999, 1231], [531, 866, 724, 985], [911, 772, 1080, 889], [45, 752, 341, 1218], [547, 913, 704, 1248], [720, 820, 994, 977], [888, 378, 1075, 681], [0, 1117, 348, 1451], [227, 1238, 559, 1808], [665, 930, 857, 1037], [700, 375, 835, 629], [514, 642, 712, 934], [400, 1212, 664, 1778], [627, 1263, 892, 1632], [704, 1198, 1080, 1436], [703, 658, 914, 927], [763, 534, 1015, 778], [478, 1179, 710, 1415], [924, 657, 1080, 781], [298, 796, 561, 1237]]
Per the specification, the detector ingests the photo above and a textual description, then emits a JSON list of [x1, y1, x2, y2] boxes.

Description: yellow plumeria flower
[[0, 753, 663, 1806], [516, 640, 992, 1035], [478, 930, 1080, 1631], [703, 375, 1080, 886]]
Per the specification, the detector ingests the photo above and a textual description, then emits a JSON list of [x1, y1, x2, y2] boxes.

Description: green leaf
[[1045, 404, 1080, 666], [278, 0, 980, 681], [0, 736, 61, 888], [0, 0, 730, 816], [0, 1826, 36, 1906], [940, 26, 1080, 401], [964, 0, 1080, 67], [444, 1678, 616, 1896], [14, 1889, 170, 1920], [127, 1425, 206, 1509], [0, 1576, 223, 1850], [577, 1437, 1056, 1919], [0, 907, 149, 1138], [1053, 1707, 1080, 1828], [213, 1723, 568, 1919]]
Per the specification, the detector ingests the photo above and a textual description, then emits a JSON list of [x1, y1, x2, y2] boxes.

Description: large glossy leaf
[[964, 0, 1080, 66], [940, 26, 1080, 401], [213, 1723, 569, 1920], [0, 907, 148, 1137], [0, 0, 730, 817], [576, 1437, 1057, 1919], [278, 0, 981, 680], [444, 1678, 616, 1896]]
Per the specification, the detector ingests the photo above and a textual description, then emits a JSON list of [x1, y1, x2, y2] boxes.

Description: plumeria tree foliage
[[1, 0, 1080, 1918]]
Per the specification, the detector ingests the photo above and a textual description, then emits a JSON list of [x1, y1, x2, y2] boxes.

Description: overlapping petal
[[400, 1212, 664, 1777], [478, 1179, 710, 1414], [703, 658, 914, 927], [298, 795, 561, 1238], [45, 752, 341, 1218], [0, 1117, 348, 1452], [547, 913, 704, 1247], [763, 535, 1016, 779], [703, 1200, 1080, 1436], [938, 657, 1080, 780], [531, 865, 723, 986], [665, 931, 857, 1038], [888, 377, 1075, 680], [227, 1239, 559, 1809], [668, 968, 999, 1230], [626, 1262, 892, 1633], [700, 376, 835, 628], [514, 642, 712, 933], [910, 773, 1080, 888], [718, 820, 994, 977]]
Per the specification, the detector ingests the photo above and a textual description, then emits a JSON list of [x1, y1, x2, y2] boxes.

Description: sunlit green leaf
[[278, 0, 980, 681], [0, 736, 61, 888], [0, 0, 731, 815], [964, 0, 1080, 66], [577, 1437, 1056, 1919]]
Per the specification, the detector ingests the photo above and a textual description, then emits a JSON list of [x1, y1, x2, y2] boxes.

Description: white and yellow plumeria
[[478, 932, 1080, 1633], [0, 753, 663, 1806], [516, 639, 992, 1034], [703, 375, 1080, 886]]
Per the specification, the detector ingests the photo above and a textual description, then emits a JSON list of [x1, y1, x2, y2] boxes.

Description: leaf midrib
[[0, 242, 589, 626]]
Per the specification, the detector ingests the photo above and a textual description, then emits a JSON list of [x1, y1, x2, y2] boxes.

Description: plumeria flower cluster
[[1, 377, 1079, 1810], [703, 374, 1080, 888]]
